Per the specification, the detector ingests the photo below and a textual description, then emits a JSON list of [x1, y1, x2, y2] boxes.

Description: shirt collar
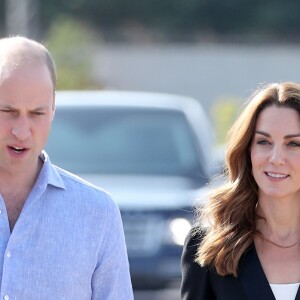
[[38, 150, 66, 190]]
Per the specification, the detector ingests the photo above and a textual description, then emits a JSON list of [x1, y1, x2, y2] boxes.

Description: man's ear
[[51, 92, 56, 120]]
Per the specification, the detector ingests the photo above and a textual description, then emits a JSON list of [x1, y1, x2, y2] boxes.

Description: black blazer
[[181, 231, 300, 300]]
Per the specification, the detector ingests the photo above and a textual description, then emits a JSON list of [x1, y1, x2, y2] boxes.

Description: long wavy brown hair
[[194, 81, 300, 277]]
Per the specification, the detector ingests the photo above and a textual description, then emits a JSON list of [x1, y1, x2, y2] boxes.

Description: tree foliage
[[2, 0, 300, 41], [38, 0, 300, 42], [45, 16, 101, 89]]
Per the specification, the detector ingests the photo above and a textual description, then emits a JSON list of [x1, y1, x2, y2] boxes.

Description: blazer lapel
[[238, 246, 276, 300]]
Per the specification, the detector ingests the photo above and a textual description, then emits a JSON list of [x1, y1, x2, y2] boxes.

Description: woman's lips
[[265, 172, 289, 179]]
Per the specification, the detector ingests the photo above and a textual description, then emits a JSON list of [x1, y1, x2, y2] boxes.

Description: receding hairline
[[0, 36, 56, 90]]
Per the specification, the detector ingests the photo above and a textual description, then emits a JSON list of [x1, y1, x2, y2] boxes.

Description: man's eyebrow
[[0, 104, 15, 109], [0, 104, 49, 111], [255, 130, 300, 139], [31, 106, 49, 110]]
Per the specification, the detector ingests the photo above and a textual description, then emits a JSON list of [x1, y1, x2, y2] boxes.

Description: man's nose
[[11, 117, 31, 141]]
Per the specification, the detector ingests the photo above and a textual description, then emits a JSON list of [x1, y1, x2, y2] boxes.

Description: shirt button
[[6, 251, 11, 258], [4, 295, 9, 300], [0, 209, 2, 214]]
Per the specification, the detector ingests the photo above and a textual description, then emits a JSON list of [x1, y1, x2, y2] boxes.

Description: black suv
[[46, 90, 216, 289]]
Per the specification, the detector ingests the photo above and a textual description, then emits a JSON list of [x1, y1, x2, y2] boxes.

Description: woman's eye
[[288, 141, 300, 147], [257, 139, 269, 145]]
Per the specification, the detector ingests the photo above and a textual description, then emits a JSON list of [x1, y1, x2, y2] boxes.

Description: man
[[0, 36, 133, 299]]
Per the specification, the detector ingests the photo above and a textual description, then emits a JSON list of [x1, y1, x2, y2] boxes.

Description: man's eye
[[32, 112, 45, 116]]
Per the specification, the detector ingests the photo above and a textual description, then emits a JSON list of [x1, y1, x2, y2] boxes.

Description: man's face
[[0, 62, 55, 176]]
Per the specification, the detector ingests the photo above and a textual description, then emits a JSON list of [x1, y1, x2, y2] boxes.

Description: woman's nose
[[269, 146, 285, 165]]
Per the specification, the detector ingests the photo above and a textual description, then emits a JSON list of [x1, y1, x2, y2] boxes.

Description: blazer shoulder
[[181, 228, 250, 300], [181, 228, 216, 300]]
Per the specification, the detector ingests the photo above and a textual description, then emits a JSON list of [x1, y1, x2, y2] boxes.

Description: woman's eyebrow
[[255, 130, 300, 139], [255, 130, 270, 137]]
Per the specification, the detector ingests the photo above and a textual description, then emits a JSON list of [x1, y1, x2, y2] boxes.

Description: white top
[[270, 283, 299, 300]]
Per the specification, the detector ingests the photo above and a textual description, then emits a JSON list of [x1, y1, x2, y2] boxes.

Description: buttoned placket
[[0, 195, 13, 300]]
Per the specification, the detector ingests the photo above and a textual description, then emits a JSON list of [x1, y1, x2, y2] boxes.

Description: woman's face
[[250, 105, 300, 201]]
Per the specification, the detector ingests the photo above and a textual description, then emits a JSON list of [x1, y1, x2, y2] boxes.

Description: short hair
[[0, 36, 56, 91]]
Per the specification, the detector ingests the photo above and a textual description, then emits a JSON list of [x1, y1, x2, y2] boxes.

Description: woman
[[181, 82, 300, 300]]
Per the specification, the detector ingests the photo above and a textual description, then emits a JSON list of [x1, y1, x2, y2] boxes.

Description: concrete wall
[[93, 43, 300, 113]]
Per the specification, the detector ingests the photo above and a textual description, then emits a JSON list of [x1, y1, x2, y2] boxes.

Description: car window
[[46, 107, 205, 180]]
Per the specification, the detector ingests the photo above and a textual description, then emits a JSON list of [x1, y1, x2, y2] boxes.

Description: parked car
[[45, 90, 217, 289]]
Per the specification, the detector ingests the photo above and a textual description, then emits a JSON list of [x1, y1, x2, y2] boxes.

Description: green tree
[[211, 97, 240, 144], [45, 15, 101, 89]]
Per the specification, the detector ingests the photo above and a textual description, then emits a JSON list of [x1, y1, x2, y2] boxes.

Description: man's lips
[[8, 146, 28, 153]]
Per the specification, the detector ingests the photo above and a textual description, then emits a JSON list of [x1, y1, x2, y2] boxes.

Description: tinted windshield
[[46, 107, 205, 179]]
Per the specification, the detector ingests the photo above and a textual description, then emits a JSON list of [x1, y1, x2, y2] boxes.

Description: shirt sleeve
[[181, 229, 216, 300], [91, 194, 134, 300]]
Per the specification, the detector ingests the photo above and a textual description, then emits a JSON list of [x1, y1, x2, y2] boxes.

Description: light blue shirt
[[0, 151, 133, 299]]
